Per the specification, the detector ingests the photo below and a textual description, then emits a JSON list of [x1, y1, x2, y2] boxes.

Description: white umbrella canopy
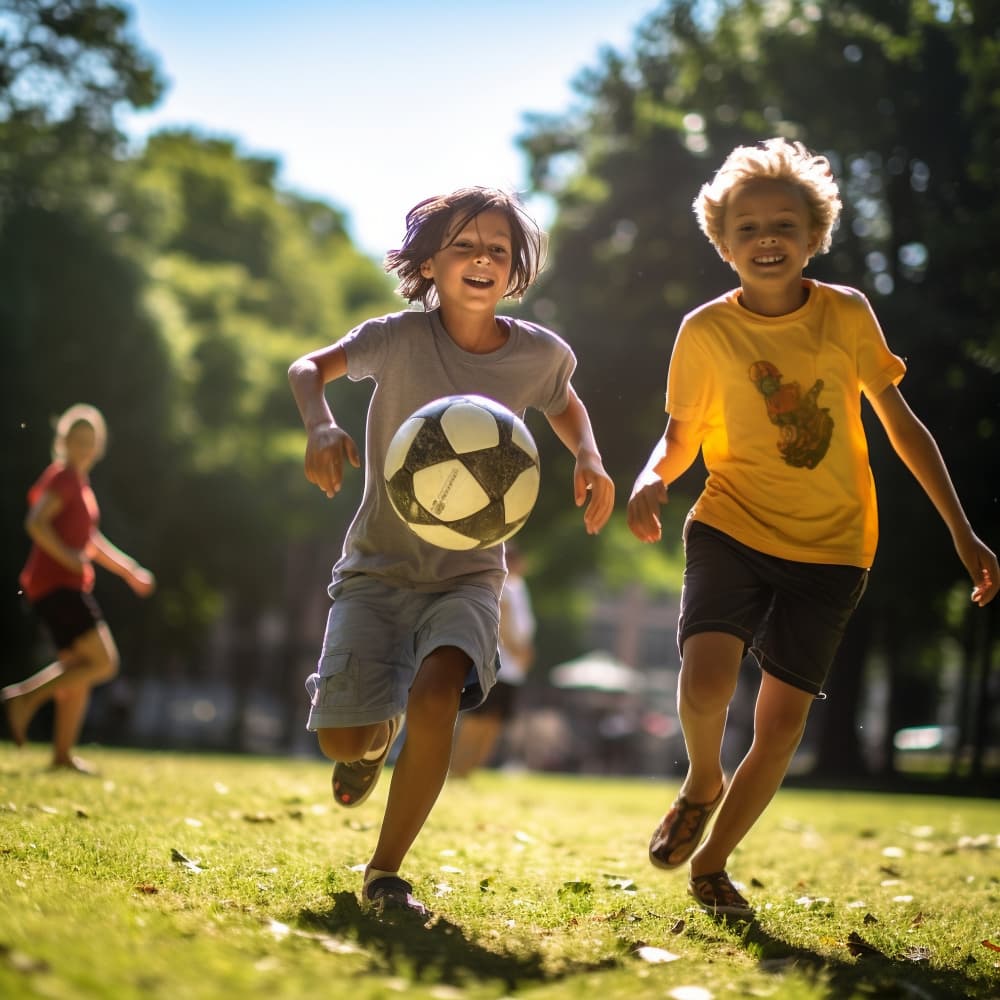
[[549, 651, 644, 694]]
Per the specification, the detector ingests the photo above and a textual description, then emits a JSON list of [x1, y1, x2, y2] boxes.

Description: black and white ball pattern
[[384, 394, 540, 550]]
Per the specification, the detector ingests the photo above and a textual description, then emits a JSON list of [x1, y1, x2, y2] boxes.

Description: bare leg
[[370, 646, 468, 873], [2, 624, 118, 752], [676, 632, 745, 804], [317, 721, 390, 763], [449, 713, 503, 778], [51, 685, 92, 767], [690, 671, 813, 878]]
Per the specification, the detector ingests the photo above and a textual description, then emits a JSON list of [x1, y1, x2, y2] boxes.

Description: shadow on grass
[[717, 914, 993, 999], [298, 890, 617, 990]]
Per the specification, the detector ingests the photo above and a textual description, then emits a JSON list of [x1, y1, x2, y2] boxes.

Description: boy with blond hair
[[628, 138, 997, 917]]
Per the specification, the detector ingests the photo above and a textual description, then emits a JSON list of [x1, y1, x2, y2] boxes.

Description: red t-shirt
[[19, 463, 99, 602]]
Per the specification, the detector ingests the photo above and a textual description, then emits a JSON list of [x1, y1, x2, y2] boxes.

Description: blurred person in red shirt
[[3, 404, 155, 772]]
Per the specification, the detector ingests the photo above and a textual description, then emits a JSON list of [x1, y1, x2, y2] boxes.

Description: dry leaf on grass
[[846, 931, 886, 958], [170, 848, 204, 873]]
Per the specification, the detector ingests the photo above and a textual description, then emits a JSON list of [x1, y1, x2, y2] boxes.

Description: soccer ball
[[384, 394, 540, 550]]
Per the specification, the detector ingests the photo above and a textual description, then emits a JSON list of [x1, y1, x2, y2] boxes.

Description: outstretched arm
[[89, 532, 156, 596], [545, 385, 615, 535], [627, 416, 703, 543], [869, 383, 997, 606], [288, 342, 361, 498]]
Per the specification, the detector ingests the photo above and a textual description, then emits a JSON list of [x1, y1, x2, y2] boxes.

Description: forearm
[[650, 418, 701, 487], [547, 390, 602, 462], [889, 420, 972, 541], [89, 533, 141, 577], [288, 358, 337, 432]]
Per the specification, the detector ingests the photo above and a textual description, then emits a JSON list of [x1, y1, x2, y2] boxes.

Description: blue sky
[[123, 0, 658, 258]]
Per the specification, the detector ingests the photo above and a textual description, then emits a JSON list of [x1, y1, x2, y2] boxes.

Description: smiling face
[[720, 178, 820, 314], [419, 208, 514, 317]]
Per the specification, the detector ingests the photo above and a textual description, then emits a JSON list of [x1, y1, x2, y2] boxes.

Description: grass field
[[1, 745, 998, 999]]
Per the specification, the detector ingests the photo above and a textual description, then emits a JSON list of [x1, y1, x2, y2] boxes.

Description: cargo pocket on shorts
[[306, 650, 357, 710]]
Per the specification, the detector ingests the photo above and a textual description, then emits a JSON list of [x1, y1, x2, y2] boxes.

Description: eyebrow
[[461, 227, 512, 240]]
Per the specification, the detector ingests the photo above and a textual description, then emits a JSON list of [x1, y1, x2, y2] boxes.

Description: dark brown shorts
[[33, 588, 104, 651], [466, 679, 519, 721], [678, 522, 868, 697]]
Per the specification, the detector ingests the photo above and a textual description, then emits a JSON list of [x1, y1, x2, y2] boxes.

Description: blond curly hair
[[694, 138, 842, 259]]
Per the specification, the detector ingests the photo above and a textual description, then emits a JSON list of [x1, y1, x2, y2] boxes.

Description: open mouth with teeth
[[753, 254, 785, 266], [463, 274, 495, 288]]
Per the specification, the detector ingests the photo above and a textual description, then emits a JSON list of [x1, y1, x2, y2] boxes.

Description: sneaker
[[363, 875, 430, 920], [689, 870, 754, 919], [332, 713, 404, 808]]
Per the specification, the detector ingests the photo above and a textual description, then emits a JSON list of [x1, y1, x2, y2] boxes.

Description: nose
[[758, 234, 778, 246]]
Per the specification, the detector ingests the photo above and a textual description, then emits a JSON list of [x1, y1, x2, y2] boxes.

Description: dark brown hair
[[385, 186, 544, 309]]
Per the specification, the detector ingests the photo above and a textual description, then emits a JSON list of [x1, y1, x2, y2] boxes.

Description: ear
[[718, 243, 733, 263], [420, 259, 434, 278]]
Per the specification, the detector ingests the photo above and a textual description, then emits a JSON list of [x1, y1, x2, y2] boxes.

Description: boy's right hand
[[304, 423, 360, 497], [627, 474, 668, 543]]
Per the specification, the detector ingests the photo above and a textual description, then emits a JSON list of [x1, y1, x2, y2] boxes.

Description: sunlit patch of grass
[[1, 746, 997, 999]]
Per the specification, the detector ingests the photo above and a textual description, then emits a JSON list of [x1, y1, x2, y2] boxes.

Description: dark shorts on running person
[[32, 588, 104, 651], [678, 521, 868, 697], [466, 679, 519, 721]]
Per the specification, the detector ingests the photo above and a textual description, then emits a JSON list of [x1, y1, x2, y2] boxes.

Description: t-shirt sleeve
[[27, 464, 72, 508], [539, 339, 576, 416], [665, 318, 714, 427], [853, 292, 907, 398], [342, 315, 394, 381]]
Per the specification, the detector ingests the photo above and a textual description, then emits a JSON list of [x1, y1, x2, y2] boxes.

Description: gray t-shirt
[[331, 308, 576, 597]]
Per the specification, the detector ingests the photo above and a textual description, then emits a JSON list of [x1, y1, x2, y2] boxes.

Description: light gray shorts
[[304, 575, 500, 730]]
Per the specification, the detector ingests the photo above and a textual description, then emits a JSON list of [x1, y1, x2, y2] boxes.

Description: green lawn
[[1, 745, 998, 999]]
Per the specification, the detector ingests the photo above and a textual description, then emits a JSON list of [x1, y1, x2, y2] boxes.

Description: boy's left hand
[[574, 461, 614, 535], [958, 533, 999, 606]]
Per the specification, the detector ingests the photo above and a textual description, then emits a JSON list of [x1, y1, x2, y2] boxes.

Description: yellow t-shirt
[[663, 280, 906, 568]]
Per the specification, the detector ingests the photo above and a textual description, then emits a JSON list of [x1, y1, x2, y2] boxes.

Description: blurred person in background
[[450, 542, 536, 777], [2, 404, 155, 773]]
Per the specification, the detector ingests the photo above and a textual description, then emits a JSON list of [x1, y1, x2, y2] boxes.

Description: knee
[[407, 675, 461, 734], [74, 627, 120, 684], [760, 711, 808, 752], [99, 648, 120, 683], [82, 646, 118, 685], [316, 726, 372, 762], [753, 702, 810, 756], [679, 667, 732, 715]]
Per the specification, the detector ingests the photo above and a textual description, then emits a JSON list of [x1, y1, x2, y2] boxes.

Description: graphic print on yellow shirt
[[748, 360, 834, 469]]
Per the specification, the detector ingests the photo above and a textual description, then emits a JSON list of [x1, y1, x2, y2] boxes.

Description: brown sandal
[[689, 870, 753, 918], [648, 783, 725, 869]]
